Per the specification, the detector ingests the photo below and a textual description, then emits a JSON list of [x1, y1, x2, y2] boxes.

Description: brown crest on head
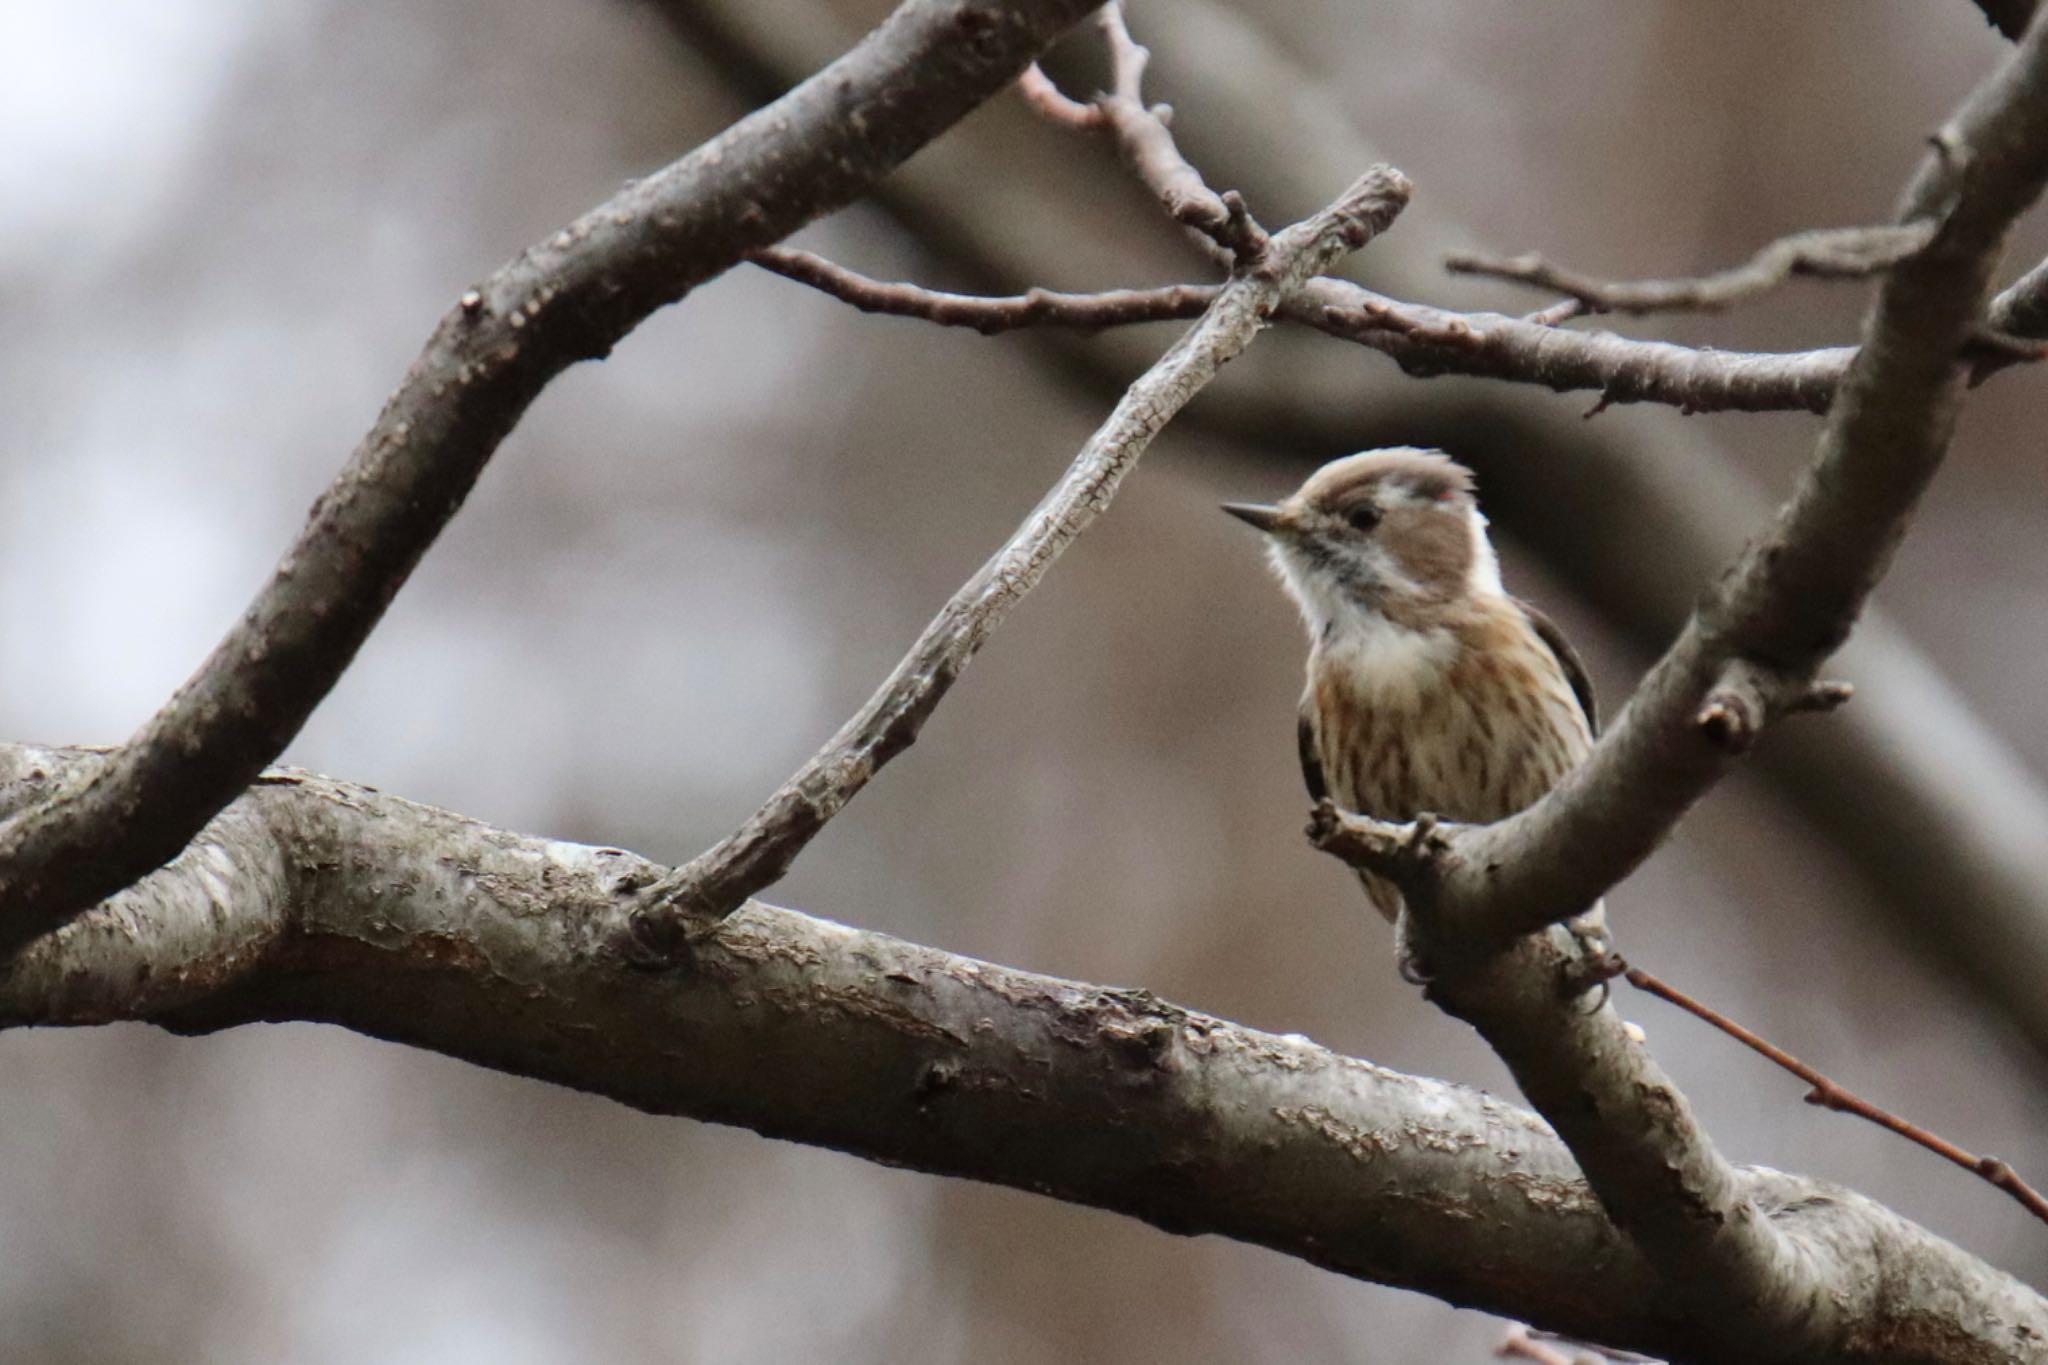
[[1288, 448, 1482, 612], [1295, 447, 1475, 510]]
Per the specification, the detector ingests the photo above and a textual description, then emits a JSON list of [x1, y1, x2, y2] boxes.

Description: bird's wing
[[1514, 596, 1599, 738], [1297, 696, 1330, 803]]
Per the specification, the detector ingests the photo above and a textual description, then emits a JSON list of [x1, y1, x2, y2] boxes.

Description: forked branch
[[0, 740, 2039, 1365], [1625, 967, 2048, 1227], [634, 165, 1413, 948], [0, 0, 1106, 960]]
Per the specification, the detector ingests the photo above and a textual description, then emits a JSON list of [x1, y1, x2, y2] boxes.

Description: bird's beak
[[1220, 502, 1286, 534]]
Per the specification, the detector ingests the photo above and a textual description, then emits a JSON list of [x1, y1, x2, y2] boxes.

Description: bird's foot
[[1393, 909, 1436, 986], [1559, 918, 1628, 1010]]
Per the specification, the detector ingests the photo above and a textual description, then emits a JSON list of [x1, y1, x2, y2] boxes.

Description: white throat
[[1467, 506, 1506, 599], [1268, 503, 1506, 640]]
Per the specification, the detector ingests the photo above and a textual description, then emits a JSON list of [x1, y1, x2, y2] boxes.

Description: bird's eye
[[1345, 504, 1381, 532]]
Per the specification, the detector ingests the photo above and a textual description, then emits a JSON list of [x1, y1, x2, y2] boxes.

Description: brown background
[[1, 2, 2044, 1360]]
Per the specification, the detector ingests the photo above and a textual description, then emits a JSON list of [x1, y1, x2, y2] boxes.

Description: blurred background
[[3, 1, 2046, 1360]]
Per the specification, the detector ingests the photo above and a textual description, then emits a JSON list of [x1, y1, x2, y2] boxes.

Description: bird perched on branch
[[1224, 447, 1607, 978]]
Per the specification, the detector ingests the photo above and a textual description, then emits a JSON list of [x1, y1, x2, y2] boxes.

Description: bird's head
[[1223, 447, 1504, 635]]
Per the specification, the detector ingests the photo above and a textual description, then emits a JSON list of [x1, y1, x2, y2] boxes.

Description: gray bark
[[1, 742, 2039, 1365]]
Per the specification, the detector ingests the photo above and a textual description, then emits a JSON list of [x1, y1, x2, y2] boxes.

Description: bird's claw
[[1559, 919, 1627, 1009], [1393, 909, 1436, 987]]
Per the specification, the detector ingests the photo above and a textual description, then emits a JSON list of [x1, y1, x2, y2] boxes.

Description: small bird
[[1224, 447, 1605, 974]]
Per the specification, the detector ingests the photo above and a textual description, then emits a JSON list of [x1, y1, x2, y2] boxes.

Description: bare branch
[[1444, 221, 1941, 315], [1014, 60, 1102, 131], [2, 741, 2042, 1365], [746, 251, 1896, 416], [748, 240, 1870, 412], [1322, 5, 2048, 972], [1496, 1329, 1582, 1365], [1462, 17, 2048, 938], [1497, 1326, 1633, 1365], [1080, 2, 1234, 240], [748, 245, 1218, 331], [0, 0, 1105, 959], [1974, 249, 2048, 380], [1301, 18, 2048, 1340], [1626, 967, 2048, 1228], [634, 167, 1413, 951], [1305, 282, 1852, 413], [648, 0, 2048, 1071], [1020, 2, 1250, 256]]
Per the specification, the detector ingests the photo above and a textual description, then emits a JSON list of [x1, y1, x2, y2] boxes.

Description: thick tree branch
[[1322, 17, 2048, 957], [0, 742, 2039, 1365], [0, 0, 1103, 960], [634, 166, 1412, 943], [651, 0, 2048, 1090], [1298, 19, 2048, 1345], [1422, 941, 1828, 1355]]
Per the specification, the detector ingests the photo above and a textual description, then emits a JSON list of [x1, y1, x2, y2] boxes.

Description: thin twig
[[1018, 2, 1247, 257], [1524, 1331, 1663, 1365], [1087, 2, 1234, 241], [1523, 298, 1590, 326], [1014, 62, 1102, 131], [1446, 221, 1941, 315], [1497, 1325, 1651, 1364], [1497, 1325, 1591, 1365], [628, 166, 1412, 956], [0, 0, 1105, 961], [1499, 1326, 1589, 1358], [1624, 968, 2048, 1228], [748, 246, 1217, 332]]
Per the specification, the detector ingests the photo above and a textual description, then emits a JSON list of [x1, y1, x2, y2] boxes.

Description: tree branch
[[648, 0, 2048, 1082], [743, 250, 1979, 417], [1449, 13, 2048, 941], [0, 0, 1103, 960], [1296, 18, 2048, 1348], [1304, 282, 1854, 413], [1318, 15, 2048, 951], [1019, 2, 1252, 257], [1443, 221, 1942, 315], [1320, 10, 2048, 946], [1625, 966, 2048, 1227], [633, 165, 1412, 947], [748, 245, 1219, 331], [0, 742, 2039, 1365]]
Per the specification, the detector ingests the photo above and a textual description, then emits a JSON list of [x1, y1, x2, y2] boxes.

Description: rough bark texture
[[1332, 11, 2048, 950], [1296, 15, 2048, 1357], [650, 0, 2048, 1068], [645, 166, 1411, 931], [0, 742, 2040, 1365], [0, 0, 1102, 957]]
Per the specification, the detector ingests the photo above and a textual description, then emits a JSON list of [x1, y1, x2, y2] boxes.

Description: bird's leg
[[1389, 812, 1448, 985]]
